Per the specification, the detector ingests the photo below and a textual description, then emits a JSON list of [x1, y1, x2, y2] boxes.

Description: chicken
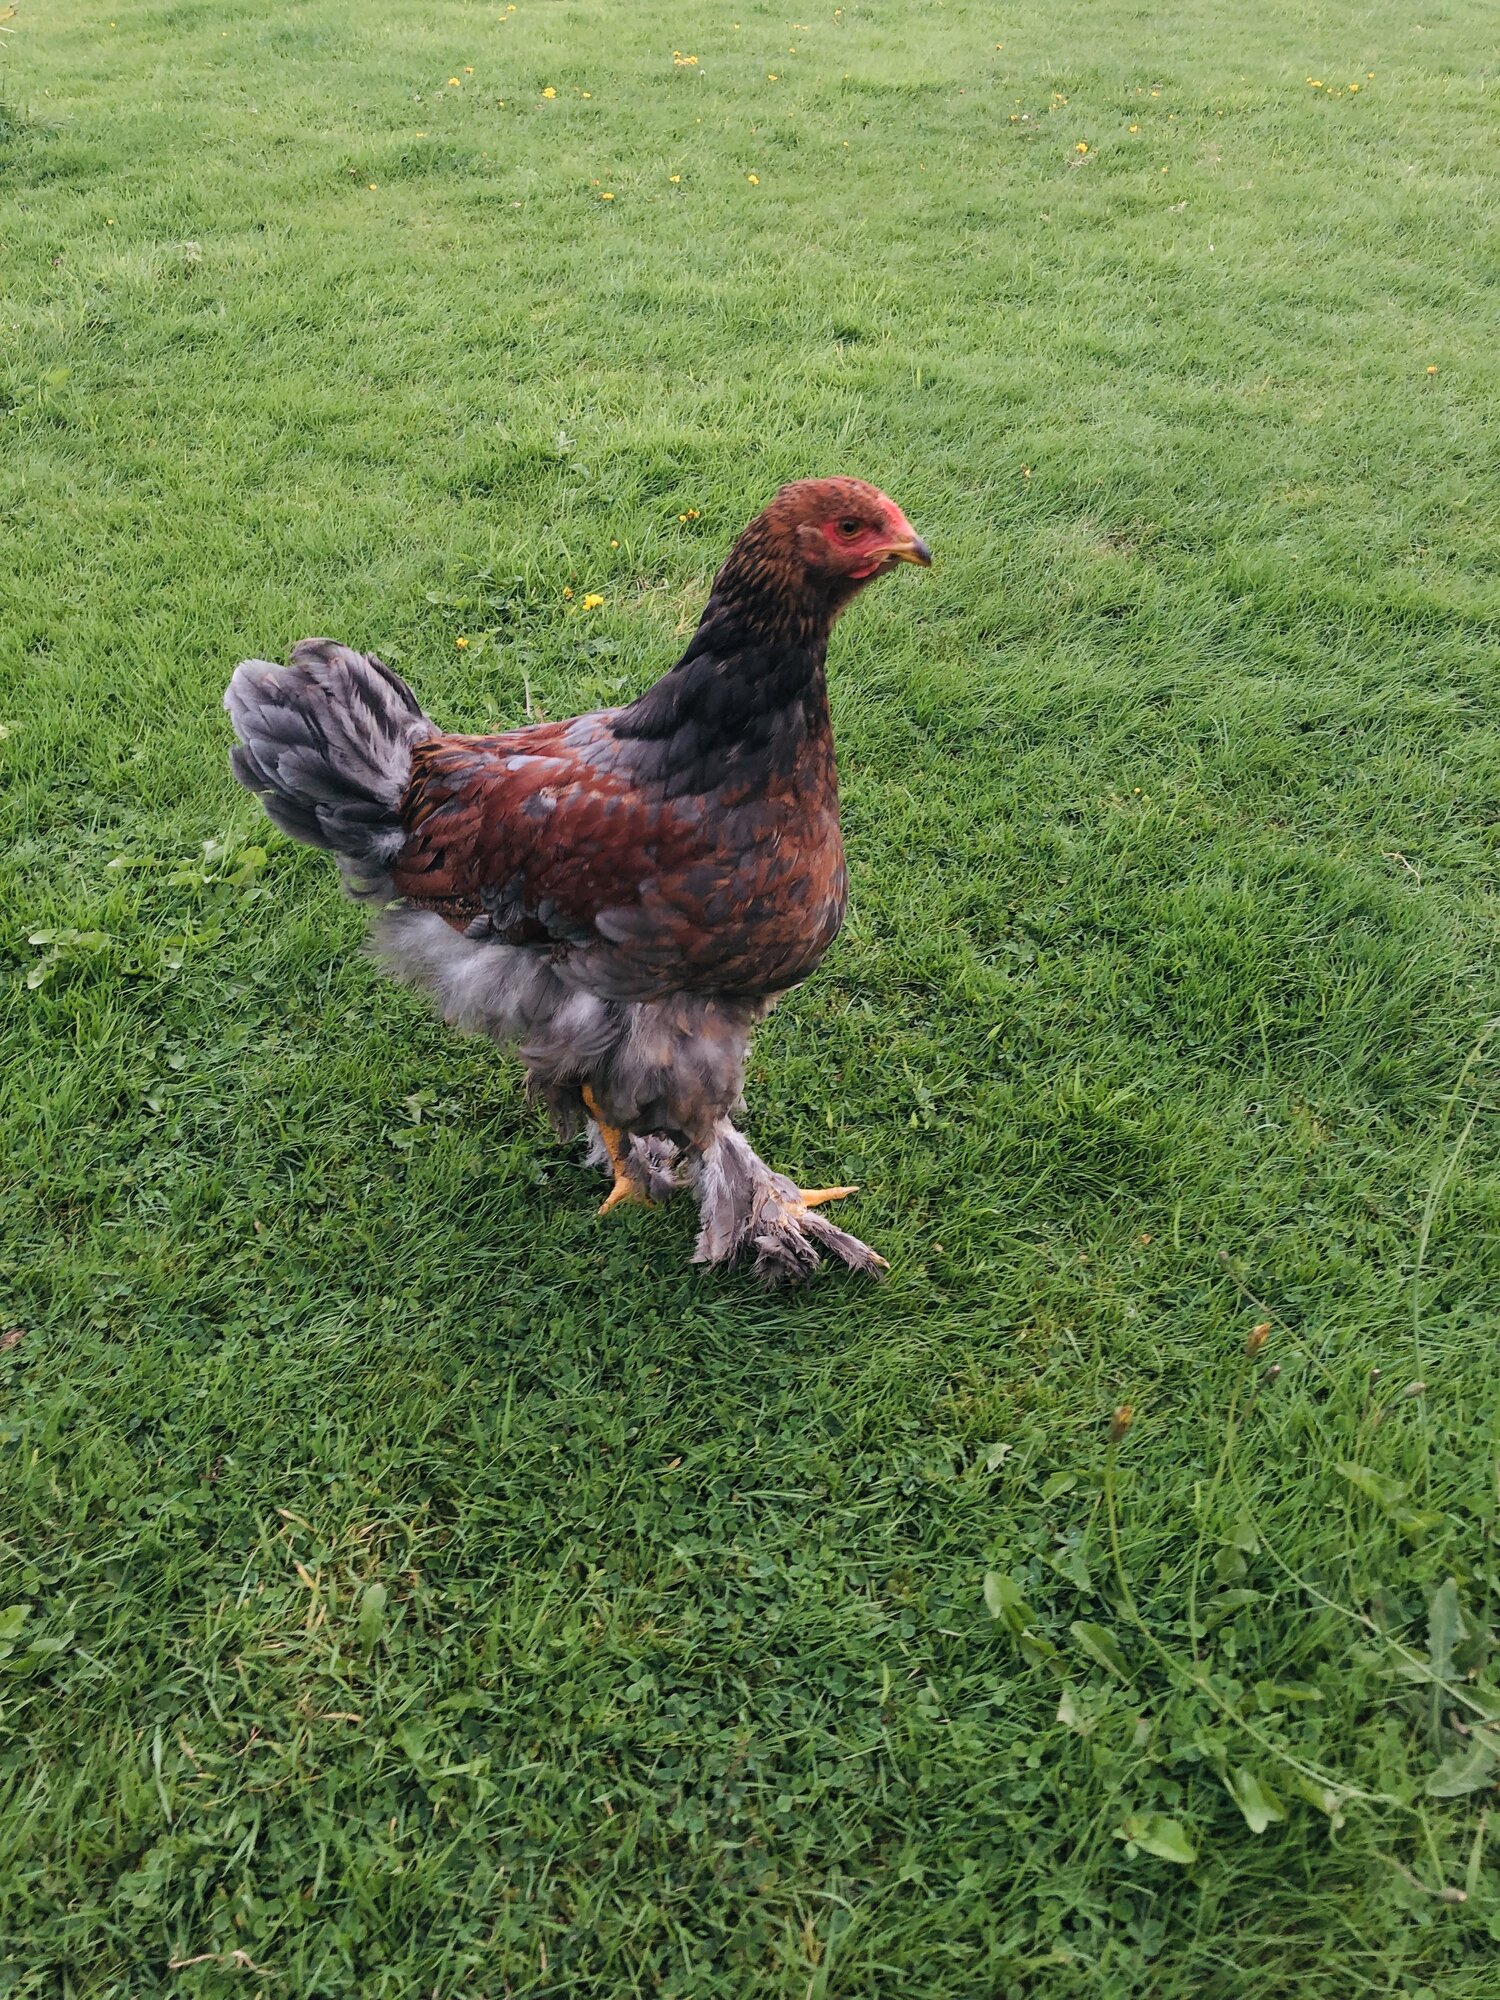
[[224, 477, 930, 1281]]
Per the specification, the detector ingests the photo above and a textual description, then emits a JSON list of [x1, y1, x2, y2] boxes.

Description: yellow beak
[[883, 534, 932, 567]]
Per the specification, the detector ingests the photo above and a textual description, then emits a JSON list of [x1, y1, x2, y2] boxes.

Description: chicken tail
[[224, 639, 435, 897]]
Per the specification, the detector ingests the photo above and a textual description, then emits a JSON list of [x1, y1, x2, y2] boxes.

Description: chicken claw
[[598, 1171, 650, 1216], [582, 1085, 652, 1215]]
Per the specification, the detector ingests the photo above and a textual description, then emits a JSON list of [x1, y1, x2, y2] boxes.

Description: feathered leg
[[581, 1087, 680, 1214], [583, 1085, 651, 1213], [688, 1120, 886, 1284]]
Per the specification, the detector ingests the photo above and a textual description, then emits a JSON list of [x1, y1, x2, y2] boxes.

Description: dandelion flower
[[1427, 364, 1438, 375], [610, 538, 619, 547], [1348, 82, 1359, 92], [448, 77, 461, 86], [746, 172, 759, 184], [767, 73, 778, 81], [1128, 122, 1139, 132], [541, 85, 557, 98], [599, 190, 614, 199], [581, 593, 605, 610], [455, 636, 469, 649], [368, 182, 378, 190], [581, 90, 591, 97], [562, 587, 574, 599], [669, 173, 680, 183], [1075, 141, 1088, 153]]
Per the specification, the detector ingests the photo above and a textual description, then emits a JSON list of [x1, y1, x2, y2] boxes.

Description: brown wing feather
[[390, 713, 846, 1000]]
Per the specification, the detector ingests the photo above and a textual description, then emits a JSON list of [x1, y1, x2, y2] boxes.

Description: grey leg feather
[[585, 1124, 681, 1204], [689, 1120, 886, 1284]]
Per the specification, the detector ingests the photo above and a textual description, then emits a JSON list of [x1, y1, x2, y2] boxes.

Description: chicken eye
[[837, 517, 863, 538]]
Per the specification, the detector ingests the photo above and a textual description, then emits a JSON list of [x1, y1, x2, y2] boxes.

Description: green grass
[[3, 0, 1499, 1991]]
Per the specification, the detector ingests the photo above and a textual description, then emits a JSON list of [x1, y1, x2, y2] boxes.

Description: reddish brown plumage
[[390, 477, 926, 1002]]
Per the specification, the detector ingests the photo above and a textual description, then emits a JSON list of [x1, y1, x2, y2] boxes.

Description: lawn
[[3, 0, 1499, 1991]]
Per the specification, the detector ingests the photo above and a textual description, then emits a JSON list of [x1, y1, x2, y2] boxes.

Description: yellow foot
[[584, 1084, 653, 1217], [599, 1172, 652, 1216], [797, 1185, 858, 1209]]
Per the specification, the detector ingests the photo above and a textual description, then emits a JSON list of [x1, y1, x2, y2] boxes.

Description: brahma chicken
[[224, 477, 930, 1281]]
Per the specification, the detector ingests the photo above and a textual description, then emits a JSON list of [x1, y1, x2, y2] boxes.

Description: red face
[[780, 478, 932, 586]]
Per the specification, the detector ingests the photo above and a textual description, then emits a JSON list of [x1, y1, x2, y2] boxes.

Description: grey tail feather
[[224, 639, 435, 898]]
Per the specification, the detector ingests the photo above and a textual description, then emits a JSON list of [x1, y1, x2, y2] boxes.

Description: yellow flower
[[1427, 364, 1438, 375], [464, 66, 473, 75], [1348, 82, 1359, 92], [455, 636, 469, 649], [1307, 78, 1322, 88], [746, 172, 759, 184], [581, 593, 605, 610], [610, 539, 620, 548], [541, 85, 556, 98], [448, 77, 461, 86], [1075, 141, 1088, 153], [767, 73, 778, 81], [415, 130, 427, 137], [581, 90, 591, 97], [1128, 122, 1139, 132], [368, 182, 378, 190], [599, 190, 614, 199], [562, 587, 574, 599]]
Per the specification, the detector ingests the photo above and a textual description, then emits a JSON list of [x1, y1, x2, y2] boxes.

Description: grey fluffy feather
[[224, 640, 434, 898]]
